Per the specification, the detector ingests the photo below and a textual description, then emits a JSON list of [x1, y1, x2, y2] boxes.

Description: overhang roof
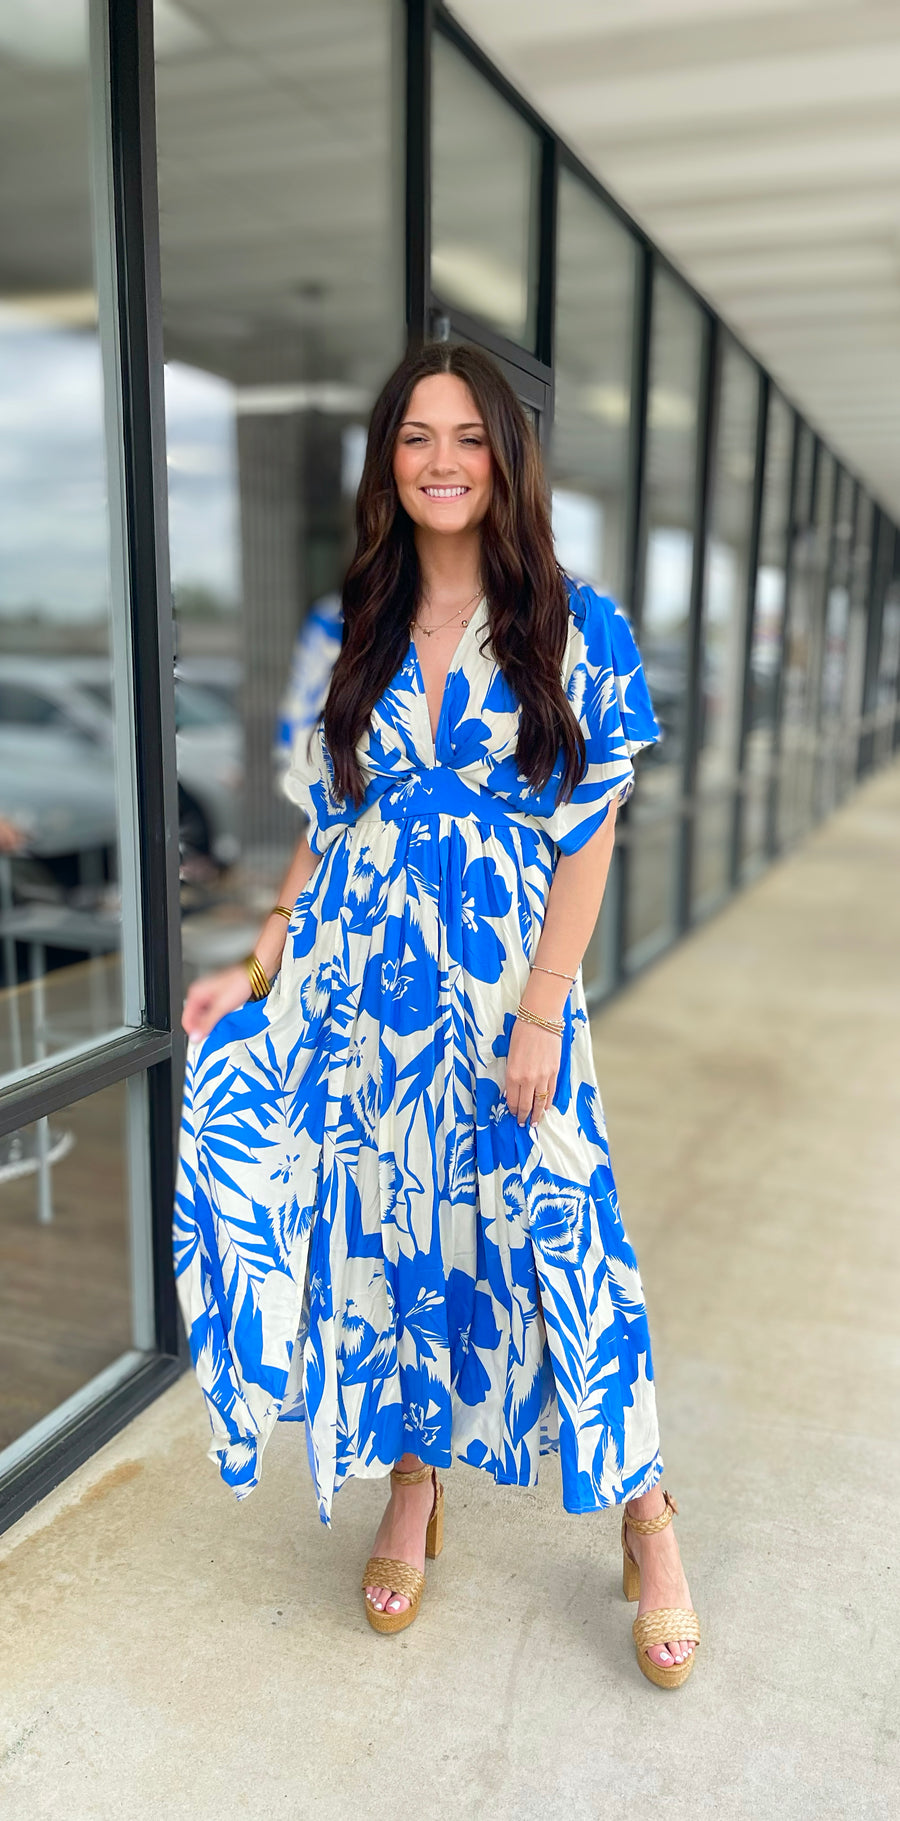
[[450, 0, 900, 517]]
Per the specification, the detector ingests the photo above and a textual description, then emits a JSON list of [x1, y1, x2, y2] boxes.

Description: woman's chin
[[413, 508, 483, 535]]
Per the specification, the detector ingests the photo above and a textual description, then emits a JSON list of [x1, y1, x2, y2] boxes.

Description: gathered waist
[[359, 765, 536, 835]]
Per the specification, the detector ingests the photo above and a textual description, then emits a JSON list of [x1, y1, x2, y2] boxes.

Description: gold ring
[[535, 1092, 547, 1101]]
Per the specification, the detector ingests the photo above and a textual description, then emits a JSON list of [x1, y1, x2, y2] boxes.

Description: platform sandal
[[362, 1462, 444, 1635], [621, 1490, 701, 1689]]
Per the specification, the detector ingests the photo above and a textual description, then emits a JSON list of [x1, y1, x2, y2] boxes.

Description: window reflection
[[740, 393, 793, 877], [839, 492, 873, 799], [0, 4, 135, 1080], [0, 1077, 152, 1474], [873, 537, 900, 766], [626, 273, 703, 966], [155, 0, 403, 977], [551, 172, 638, 1001], [817, 468, 855, 816], [551, 169, 637, 602], [431, 31, 539, 350], [777, 439, 834, 849], [692, 337, 759, 915]]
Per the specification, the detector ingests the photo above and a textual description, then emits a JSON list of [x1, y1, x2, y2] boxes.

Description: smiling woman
[[323, 343, 588, 815], [174, 340, 701, 1688]]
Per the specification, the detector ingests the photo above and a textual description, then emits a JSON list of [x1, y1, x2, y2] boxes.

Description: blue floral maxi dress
[[174, 578, 664, 1524]]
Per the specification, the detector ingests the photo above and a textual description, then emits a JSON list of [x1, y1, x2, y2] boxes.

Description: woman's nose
[[427, 442, 460, 474]]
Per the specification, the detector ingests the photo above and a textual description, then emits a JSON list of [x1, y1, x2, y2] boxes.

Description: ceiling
[[450, 0, 900, 519]]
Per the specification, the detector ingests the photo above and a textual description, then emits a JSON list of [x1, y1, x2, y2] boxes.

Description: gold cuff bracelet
[[243, 954, 271, 1001]]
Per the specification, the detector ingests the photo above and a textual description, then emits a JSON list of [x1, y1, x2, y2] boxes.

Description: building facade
[[1, 0, 898, 1531]]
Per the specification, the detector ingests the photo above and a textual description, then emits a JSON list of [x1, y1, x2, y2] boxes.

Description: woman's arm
[[503, 804, 618, 1126], [181, 829, 321, 1042]]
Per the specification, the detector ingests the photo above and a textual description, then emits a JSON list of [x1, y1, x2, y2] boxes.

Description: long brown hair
[[322, 341, 586, 808]]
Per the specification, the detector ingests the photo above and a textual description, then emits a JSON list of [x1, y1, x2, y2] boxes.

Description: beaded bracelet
[[530, 963, 576, 983], [243, 953, 271, 1001], [516, 1001, 564, 1036]]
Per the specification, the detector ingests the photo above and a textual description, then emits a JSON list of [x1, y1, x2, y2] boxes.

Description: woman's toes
[[648, 1644, 673, 1667], [365, 1583, 411, 1614]]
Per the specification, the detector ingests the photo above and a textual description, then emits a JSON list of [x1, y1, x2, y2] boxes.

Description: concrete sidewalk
[[3, 765, 899, 1821]]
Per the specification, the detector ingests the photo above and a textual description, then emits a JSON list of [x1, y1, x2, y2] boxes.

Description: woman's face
[[393, 373, 493, 535]]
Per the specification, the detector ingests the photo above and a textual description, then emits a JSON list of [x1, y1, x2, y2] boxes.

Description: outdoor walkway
[[3, 763, 899, 1821]]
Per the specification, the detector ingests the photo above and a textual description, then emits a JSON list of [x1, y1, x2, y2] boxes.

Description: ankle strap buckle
[[624, 1489, 678, 1535]]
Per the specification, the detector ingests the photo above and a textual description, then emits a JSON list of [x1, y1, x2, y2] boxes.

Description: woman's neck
[[414, 526, 483, 604]]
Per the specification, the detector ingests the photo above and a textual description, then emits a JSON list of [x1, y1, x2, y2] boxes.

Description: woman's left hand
[[503, 1018, 560, 1127]]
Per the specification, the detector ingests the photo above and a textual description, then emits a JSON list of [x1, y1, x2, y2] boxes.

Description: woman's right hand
[[182, 964, 253, 1044]]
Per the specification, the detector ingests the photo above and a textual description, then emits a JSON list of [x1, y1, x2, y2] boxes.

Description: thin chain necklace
[[410, 583, 483, 637]]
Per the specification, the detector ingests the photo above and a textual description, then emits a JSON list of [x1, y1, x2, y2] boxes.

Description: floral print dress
[[174, 577, 664, 1524]]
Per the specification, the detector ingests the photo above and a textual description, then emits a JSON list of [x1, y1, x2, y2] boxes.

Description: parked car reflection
[[0, 656, 243, 911]]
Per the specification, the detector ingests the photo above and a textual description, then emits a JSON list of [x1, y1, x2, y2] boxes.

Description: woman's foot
[[364, 1455, 437, 1616], [624, 1487, 697, 1672]]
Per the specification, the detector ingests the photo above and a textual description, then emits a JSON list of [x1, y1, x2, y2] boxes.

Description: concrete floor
[[3, 764, 900, 1821]]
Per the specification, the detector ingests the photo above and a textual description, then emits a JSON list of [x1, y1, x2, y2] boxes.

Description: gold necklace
[[410, 584, 483, 637]]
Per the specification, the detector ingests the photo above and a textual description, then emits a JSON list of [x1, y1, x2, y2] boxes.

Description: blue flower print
[[442, 845, 512, 982], [524, 1169, 592, 1268]]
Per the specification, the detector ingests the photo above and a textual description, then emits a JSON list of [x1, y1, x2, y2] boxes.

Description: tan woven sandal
[[361, 1462, 444, 1635], [622, 1490, 701, 1690]]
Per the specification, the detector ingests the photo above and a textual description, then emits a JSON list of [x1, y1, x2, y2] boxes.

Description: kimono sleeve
[[274, 591, 342, 791], [543, 582, 662, 856], [282, 715, 361, 857]]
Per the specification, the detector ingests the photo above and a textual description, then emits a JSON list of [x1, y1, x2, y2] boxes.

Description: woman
[[175, 343, 701, 1690]]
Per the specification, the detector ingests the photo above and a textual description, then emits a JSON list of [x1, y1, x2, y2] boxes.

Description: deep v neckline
[[410, 597, 486, 760]]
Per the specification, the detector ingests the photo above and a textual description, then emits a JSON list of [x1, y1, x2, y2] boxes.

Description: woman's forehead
[[404, 372, 481, 424]]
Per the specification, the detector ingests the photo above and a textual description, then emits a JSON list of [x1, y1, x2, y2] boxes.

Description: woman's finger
[[504, 1076, 526, 1124], [512, 1081, 539, 1127]]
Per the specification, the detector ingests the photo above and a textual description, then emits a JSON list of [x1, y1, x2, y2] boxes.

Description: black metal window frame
[[0, 0, 184, 1535]]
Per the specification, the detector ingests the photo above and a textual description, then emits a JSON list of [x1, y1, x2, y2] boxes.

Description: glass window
[[838, 492, 874, 797], [431, 32, 540, 349], [0, 1, 142, 1082], [692, 337, 759, 915], [873, 532, 900, 765], [740, 393, 793, 876], [155, 0, 403, 966], [807, 450, 837, 820], [773, 422, 814, 851], [817, 468, 855, 816], [551, 168, 638, 603], [0, 1075, 154, 1478], [777, 441, 834, 848], [860, 514, 899, 771], [625, 272, 704, 968]]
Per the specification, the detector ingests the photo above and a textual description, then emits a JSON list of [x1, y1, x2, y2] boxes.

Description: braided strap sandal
[[621, 1490, 701, 1689], [362, 1463, 444, 1635]]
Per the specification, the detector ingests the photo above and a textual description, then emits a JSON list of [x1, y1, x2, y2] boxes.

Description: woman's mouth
[[420, 485, 470, 499]]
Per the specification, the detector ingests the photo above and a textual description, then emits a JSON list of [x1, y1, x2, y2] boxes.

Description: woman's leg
[[364, 1454, 439, 1615], [624, 1484, 697, 1670]]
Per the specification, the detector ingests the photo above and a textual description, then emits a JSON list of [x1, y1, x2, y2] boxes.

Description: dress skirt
[[174, 579, 665, 1524]]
